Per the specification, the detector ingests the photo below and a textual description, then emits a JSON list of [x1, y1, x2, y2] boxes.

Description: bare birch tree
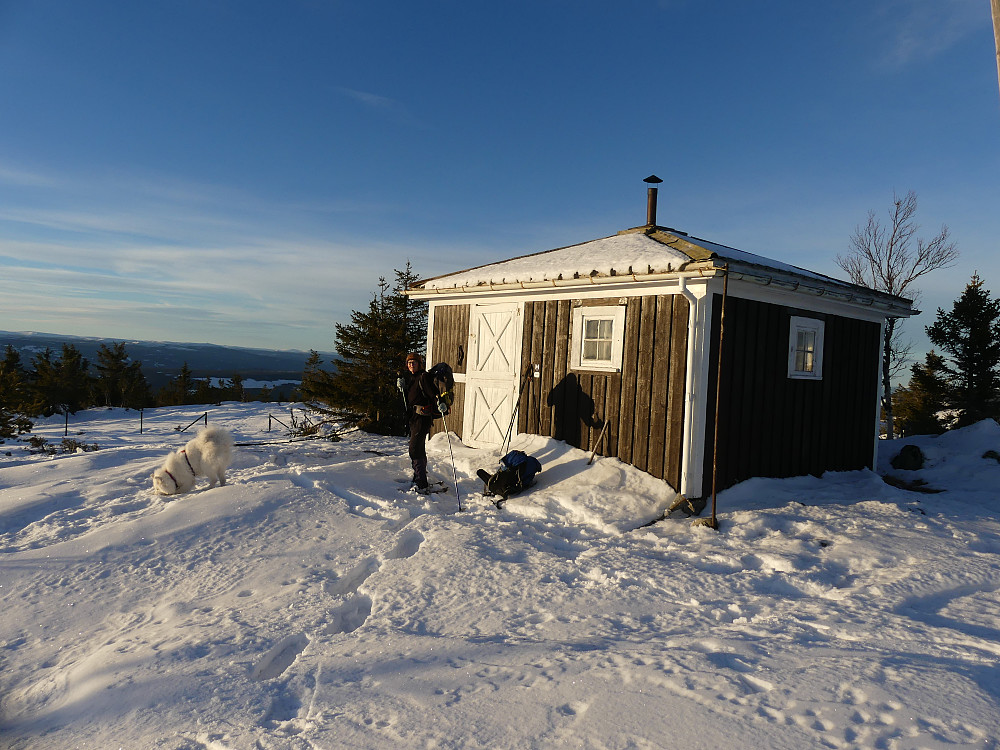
[[837, 190, 959, 439]]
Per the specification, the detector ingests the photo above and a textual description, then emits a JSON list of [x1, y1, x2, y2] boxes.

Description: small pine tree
[[925, 273, 1000, 427], [93, 342, 152, 410], [193, 378, 218, 404], [299, 350, 337, 412], [0, 346, 33, 438], [893, 351, 950, 436], [227, 373, 246, 402], [27, 344, 94, 416], [156, 362, 196, 406]]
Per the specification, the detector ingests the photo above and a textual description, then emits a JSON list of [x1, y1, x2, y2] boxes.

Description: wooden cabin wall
[[428, 304, 469, 438], [430, 304, 470, 374], [519, 294, 689, 489], [702, 294, 881, 493]]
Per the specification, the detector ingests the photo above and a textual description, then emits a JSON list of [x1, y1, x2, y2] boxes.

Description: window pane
[[577, 309, 624, 369], [795, 330, 816, 372]]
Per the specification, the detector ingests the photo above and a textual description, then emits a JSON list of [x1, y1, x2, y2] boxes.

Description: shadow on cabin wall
[[546, 373, 603, 449]]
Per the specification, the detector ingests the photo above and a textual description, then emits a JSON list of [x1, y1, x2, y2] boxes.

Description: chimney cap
[[643, 174, 663, 184]]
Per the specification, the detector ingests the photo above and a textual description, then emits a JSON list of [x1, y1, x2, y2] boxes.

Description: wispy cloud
[[0, 163, 427, 350], [876, 0, 986, 68], [335, 86, 423, 127]]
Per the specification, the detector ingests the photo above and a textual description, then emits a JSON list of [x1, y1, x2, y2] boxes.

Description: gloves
[[437, 399, 450, 416], [396, 377, 405, 392]]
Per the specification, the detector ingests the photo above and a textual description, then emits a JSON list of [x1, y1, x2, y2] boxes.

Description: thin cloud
[[876, 0, 985, 68], [336, 86, 424, 127]]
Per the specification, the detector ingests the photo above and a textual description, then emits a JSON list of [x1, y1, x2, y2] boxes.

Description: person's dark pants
[[408, 415, 433, 488]]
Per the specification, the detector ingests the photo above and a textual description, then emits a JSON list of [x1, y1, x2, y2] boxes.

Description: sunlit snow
[[2, 403, 999, 749]]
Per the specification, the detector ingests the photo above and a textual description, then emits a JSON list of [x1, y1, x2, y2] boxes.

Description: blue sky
[[1, 0, 997, 360]]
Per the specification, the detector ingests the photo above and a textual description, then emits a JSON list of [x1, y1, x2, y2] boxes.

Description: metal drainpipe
[[676, 276, 698, 499], [706, 265, 730, 530]]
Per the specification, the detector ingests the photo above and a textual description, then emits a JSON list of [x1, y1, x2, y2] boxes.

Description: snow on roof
[[417, 231, 691, 290], [411, 225, 914, 314], [416, 227, 835, 290]]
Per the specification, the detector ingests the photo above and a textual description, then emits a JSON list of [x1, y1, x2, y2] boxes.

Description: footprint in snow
[[324, 556, 381, 597], [324, 594, 373, 635], [251, 633, 309, 681], [387, 529, 424, 560]]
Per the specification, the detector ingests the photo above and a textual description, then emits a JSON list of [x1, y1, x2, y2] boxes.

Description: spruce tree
[[893, 351, 950, 436], [925, 273, 1000, 427], [193, 377, 218, 405], [316, 265, 428, 435], [27, 344, 94, 416], [0, 346, 33, 438], [156, 363, 196, 406], [93, 342, 152, 410], [227, 373, 246, 402], [299, 350, 337, 413], [390, 262, 427, 356]]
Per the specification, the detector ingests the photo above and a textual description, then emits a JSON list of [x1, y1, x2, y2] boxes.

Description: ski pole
[[499, 366, 533, 459], [397, 378, 409, 435], [439, 408, 462, 511]]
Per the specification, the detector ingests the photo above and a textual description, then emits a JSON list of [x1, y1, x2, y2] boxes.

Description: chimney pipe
[[643, 174, 663, 227]]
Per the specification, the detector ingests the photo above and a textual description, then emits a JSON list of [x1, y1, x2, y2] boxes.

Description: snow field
[[2, 403, 1000, 748]]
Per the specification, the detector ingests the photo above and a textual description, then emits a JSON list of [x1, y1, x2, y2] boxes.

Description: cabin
[[405, 179, 915, 511]]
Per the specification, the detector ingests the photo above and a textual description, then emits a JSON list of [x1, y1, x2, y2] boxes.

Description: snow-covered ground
[[2, 403, 1000, 749]]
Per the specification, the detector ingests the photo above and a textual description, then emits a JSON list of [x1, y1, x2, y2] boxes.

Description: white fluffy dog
[[152, 426, 234, 495]]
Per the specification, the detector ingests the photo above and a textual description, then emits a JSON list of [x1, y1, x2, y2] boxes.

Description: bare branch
[[839, 190, 958, 438]]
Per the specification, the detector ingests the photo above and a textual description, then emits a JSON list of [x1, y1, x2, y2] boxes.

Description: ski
[[397, 480, 448, 495]]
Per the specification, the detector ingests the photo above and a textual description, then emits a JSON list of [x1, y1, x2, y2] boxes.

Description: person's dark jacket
[[405, 371, 439, 419]]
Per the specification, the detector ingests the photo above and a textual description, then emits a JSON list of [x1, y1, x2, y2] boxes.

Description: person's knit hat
[[406, 352, 422, 364]]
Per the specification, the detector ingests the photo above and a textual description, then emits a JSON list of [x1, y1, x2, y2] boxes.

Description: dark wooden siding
[[519, 295, 689, 490], [702, 294, 881, 493], [429, 304, 469, 438], [431, 304, 470, 375]]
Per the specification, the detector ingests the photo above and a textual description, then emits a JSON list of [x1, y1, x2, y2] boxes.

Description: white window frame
[[571, 305, 626, 372], [788, 316, 825, 380]]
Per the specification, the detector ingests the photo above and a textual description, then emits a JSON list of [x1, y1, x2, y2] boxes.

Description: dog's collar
[[181, 449, 196, 476], [163, 469, 179, 489]]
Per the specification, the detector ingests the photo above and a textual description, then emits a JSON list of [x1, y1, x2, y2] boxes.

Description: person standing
[[399, 352, 446, 492]]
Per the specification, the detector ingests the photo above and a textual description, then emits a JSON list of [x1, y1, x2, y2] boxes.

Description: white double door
[[463, 302, 522, 448]]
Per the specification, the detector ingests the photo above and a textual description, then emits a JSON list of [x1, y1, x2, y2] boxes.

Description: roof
[[408, 225, 915, 316]]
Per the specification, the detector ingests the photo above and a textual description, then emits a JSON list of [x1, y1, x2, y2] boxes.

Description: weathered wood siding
[[519, 295, 689, 489], [702, 294, 881, 493], [431, 304, 470, 375], [429, 304, 469, 438]]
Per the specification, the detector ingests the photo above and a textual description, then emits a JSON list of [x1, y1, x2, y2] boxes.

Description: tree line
[[0, 341, 258, 438], [1, 262, 426, 442]]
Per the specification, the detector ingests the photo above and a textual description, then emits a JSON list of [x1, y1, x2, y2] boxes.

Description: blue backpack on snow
[[477, 450, 542, 507]]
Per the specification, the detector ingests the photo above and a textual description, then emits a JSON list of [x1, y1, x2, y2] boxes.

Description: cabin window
[[788, 316, 824, 379], [571, 305, 626, 372]]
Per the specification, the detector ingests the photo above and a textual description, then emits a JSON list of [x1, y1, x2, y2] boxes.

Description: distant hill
[[0, 330, 338, 397]]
